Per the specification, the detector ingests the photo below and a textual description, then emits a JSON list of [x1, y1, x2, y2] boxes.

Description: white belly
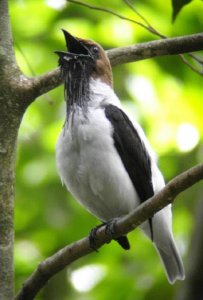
[[56, 108, 139, 222]]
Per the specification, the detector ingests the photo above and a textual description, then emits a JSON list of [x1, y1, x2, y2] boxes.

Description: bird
[[55, 29, 185, 284]]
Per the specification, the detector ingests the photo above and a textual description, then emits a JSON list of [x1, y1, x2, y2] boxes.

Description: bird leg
[[89, 219, 130, 251], [89, 223, 106, 251], [104, 218, 118, 237], [89, 219, 121, 251], [105, 218, 130, 250]]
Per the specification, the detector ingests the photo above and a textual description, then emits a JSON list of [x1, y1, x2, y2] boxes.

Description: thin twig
[[15, 42, 55, 104], [67, 0, 157, 35], [15, 41, 36, 76], [68, 0, 203, 75], [179, 54, 203, 75], [123, 0, 152, 27], [123, 0, 203, 75], [123, 0, 166, 38], [188, 53, 203, 64]]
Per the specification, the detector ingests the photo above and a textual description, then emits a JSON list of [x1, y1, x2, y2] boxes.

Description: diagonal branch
[[179, 54, 203, 75], [123, 0, 154, 28], [26, 32, 203, 103], [15, 163, 203, 300], [107, 33, 203, 65], [27, 68, 62, 99]]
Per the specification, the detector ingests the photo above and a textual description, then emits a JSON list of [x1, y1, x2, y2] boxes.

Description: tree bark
[[0, 0, 25, 299], [0, 111, 20, 300]]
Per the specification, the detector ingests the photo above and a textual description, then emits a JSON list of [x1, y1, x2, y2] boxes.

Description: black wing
[[105, 104, 154, 202]]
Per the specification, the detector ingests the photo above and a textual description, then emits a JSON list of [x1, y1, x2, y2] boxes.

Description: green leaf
[[172, 0, 193, 21]]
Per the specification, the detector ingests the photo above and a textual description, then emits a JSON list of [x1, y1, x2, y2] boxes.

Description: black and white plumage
[[55, 30, 185, 284]]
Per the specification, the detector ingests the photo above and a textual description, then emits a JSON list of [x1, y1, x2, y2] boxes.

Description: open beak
[[62, 29, 90, 55], [55, 29, 91, 62]]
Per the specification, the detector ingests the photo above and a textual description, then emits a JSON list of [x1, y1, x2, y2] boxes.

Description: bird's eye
[[92, 45, 99, 54]]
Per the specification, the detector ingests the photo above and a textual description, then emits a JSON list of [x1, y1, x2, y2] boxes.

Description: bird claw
[[105, 218, 118, 237], [89, 223, 106, 252], [89, 218, 119, 251], [105, 219, 131, 250]]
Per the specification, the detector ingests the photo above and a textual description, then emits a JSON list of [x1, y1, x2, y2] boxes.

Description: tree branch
[[122, 0, 203, 74], [26, 32, 203, 102], [67, 0, 153, 34], [68, 0, 165, 38], [179, 54, 203, 75], [68, 0, 203, 74], [108, 33, 203, 65], [123, 0, 155, 29], [26, 68, 62, 99], [0, 2, 20, 300], [15, 163, 203, 300]]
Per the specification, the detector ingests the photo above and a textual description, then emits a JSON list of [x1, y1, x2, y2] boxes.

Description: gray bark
[[0, 1, 35, 299], [0, 0, 22, 298]]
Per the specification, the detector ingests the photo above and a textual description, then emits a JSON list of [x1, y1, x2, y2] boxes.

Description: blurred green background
[[11, 0, 203, 299]]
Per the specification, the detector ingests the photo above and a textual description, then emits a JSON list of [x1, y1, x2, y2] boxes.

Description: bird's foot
[[89, 218, 128, 251], [105, 218, 130, 250], [105, 218, 118, 237], [89, 223, 106, 252]]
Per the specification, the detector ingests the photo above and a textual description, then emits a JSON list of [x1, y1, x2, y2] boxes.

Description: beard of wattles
[[61, 57, 95, 125]]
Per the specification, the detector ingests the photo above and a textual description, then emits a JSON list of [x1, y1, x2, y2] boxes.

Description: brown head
[[78, 38, 113, 87], [55, 30, 113, 87], [55, 30, 113, 117]]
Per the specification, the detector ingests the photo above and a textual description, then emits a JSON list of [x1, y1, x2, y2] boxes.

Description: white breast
[[57, 112, 141, 221], [56, 78, 165, 223], [56, 79, 140, 221]]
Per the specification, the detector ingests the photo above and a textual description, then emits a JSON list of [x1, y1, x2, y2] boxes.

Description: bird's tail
[[155, 236, 185, 284]]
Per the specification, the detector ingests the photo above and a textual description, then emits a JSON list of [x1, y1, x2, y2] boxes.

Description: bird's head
[[55, 29, 113, 87]]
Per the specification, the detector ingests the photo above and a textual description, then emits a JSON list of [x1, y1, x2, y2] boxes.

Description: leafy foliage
[[172, 0, 193, 21], [11, 0, 203, 299]]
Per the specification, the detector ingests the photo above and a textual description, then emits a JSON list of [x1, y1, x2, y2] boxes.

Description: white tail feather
[[155, 237, 185, 284]]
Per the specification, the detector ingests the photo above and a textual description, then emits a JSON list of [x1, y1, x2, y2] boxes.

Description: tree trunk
[[0, 116, 20, 299], [0, 0, 25, 297]]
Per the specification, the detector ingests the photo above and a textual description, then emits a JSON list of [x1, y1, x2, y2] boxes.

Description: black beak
[[54, 29, 91, 61], [62, 29, 89, 55], [54, 50, 76, 67]]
